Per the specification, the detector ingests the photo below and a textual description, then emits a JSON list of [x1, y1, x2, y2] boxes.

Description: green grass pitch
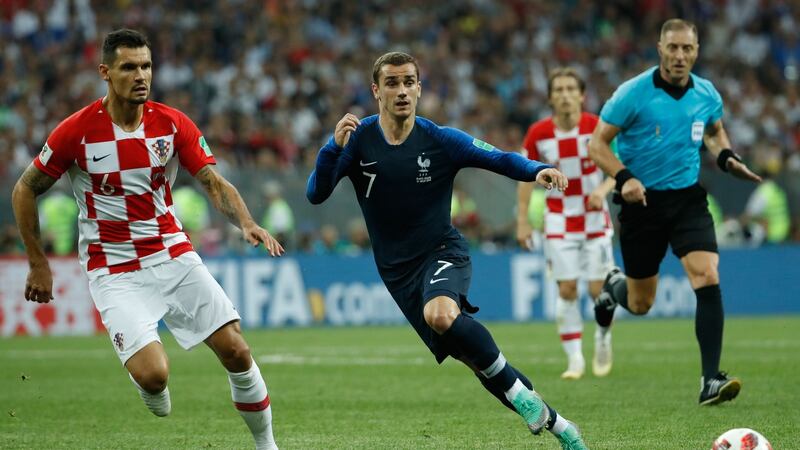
[[1, 316, 797, 449]]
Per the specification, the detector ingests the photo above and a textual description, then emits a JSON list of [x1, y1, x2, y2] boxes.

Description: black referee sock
[[594, 273, 630, 327], [444, 315, 518, 391], [611, 274, 631, 311], [695, 284, 724, 380]]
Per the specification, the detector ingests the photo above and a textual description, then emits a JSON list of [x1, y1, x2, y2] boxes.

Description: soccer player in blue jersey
[[307, 52, 588, 449], [588, 19, 762, 406]]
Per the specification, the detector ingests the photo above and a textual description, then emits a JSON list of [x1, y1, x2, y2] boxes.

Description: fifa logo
[[152, 139, 171, 165]]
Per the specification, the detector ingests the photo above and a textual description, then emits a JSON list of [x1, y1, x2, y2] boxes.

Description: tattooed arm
[[12, 164, 58, 303], [194, 165, 284, 256]]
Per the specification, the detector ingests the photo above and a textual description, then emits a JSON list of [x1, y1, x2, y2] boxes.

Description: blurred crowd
[[1, 0, 799, 256]]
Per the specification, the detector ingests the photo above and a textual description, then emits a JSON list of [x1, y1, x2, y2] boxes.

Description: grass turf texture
[[1, 316, 797, 449]]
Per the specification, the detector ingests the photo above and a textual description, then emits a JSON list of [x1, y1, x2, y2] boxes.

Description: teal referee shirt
[[600, 66, 724, 190]]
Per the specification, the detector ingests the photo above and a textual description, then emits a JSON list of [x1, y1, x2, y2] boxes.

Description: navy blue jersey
[[307, 115, 551, 286]]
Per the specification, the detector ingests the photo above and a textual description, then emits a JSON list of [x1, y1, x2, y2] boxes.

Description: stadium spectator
[[307, 51, 587, 449], [517, 67, 616, 380], [344, 217, 371, 255], [38, 185, 78, 256], [10, 29, 283, 450], [589, 19, 761, 406], [260, 180, 295, 249], [741, 157, 790, 244], [311, 224, 349, 255], [171, 183, 213, 251]]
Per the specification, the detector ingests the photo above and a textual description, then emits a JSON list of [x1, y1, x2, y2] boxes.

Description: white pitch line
[[257, 354, 432, 366], [256, 353, 565, 366], [0, 349, 111, 359]]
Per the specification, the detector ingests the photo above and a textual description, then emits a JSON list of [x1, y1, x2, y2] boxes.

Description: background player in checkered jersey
[[11, 29, 283, 449], [589, 19, 762, 406], [517, 68, 616, 380]]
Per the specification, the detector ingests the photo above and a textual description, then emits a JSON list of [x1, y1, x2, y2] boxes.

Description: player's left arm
[[194, 165, 284, 256], [703, 119, 762, 183], [443, 127, 567, 191]]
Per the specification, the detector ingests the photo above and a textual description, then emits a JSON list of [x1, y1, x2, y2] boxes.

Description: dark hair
[[372, 52, 420, 85], [547, 67, 586, 97], [102, 29, 151, 65], [660, 19, 697, 40]]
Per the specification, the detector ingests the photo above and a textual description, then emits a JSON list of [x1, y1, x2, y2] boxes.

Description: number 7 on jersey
[[362, 171, 376, 198]]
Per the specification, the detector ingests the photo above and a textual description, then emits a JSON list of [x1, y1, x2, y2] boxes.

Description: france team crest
[[152, 139, 171, 165]]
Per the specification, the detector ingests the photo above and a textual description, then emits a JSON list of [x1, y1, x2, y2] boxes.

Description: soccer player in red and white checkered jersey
[[11, 29, 282, 450], [516, 68, 617, 380]]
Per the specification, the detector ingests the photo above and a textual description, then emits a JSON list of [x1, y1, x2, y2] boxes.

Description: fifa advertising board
[[1, 247, 798, 336]]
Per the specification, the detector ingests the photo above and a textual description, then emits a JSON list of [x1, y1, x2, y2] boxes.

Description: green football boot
[[509, 389, 549, 435]]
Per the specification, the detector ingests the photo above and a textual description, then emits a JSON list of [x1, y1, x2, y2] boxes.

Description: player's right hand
[[536, 168, 568, 191], [516, 220, 534, 250], [334, 113, 361, 148], [621, 178, 647, 206], [242, 221, 285, 257], [25, 263, 54, 303]]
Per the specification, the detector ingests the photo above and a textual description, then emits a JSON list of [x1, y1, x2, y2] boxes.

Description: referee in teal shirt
[[588, 18, 762, 406]]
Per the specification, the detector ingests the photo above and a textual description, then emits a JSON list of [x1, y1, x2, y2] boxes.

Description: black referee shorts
[[617, 183, 718, 279]]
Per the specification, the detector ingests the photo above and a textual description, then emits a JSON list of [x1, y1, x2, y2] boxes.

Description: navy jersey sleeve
[[435, 126, 551, 181], [306, 136, 355, 204]]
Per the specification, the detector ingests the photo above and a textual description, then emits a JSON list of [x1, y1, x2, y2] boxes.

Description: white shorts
[[89, 252, 240, 364], [544, 236, 614, 281]]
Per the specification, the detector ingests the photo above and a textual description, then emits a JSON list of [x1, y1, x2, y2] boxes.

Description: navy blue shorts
[[386, 245, 478, 363]]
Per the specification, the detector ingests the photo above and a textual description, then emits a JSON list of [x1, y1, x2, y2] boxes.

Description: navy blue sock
[[545, 405, 558, 430], [476, 364, 533, 412], [444, 315, 518, 392], [695, 284, 724, 380]]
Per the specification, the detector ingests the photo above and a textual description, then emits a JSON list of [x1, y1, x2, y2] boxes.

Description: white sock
[[548, 411, 570, 435], [128, 373, 171, 417], [228, 359, 277, 450], [503, 378, 527, 403], [555, 297, 583, 357]]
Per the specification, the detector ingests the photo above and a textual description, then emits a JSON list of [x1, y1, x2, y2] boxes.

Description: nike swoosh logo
[[359, 160, 377, 166], [429, 278, 449, 284], [92, 154, 110, 162]]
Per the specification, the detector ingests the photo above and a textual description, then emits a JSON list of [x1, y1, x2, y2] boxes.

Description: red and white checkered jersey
[[33, 98, 215, 277], [522, 112, 612, 240]]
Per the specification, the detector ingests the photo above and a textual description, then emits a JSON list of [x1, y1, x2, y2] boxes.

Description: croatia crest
[[152, 139, 171, 165]]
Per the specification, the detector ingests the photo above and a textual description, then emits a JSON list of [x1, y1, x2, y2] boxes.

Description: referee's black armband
[[614, 168, 634, 192], [716, 149, 741, 172]]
